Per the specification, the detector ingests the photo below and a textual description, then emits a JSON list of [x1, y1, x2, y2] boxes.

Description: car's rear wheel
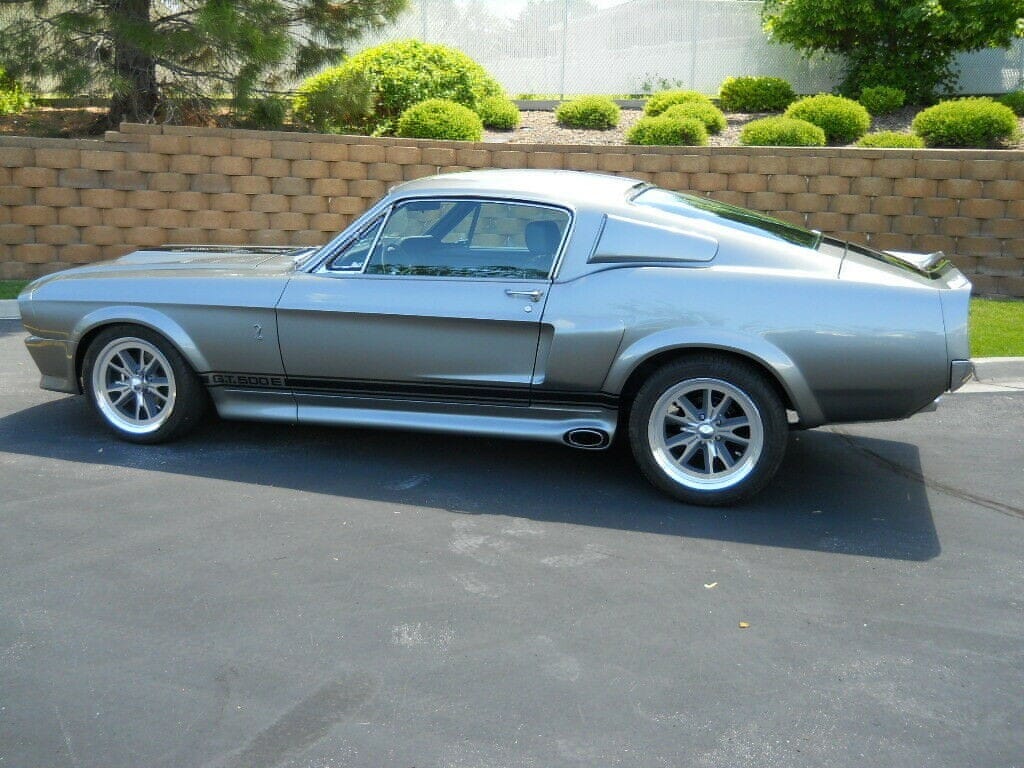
[[628, 355, 787, 505], [82, 325, 206, 444]]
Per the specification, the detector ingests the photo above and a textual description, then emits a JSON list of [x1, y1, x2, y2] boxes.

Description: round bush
[[293, 68, 374, 133], [300, 40, 502, 134], [856, 131, 925, 148], [396, 99, 484, 141], [858, 86, 905, 116], [718, 76, 795, 113], [784, 94, 871, 143], [626, 115, 708, 146], [912, 98, 1018, 148], [998, 90, 1024, 116], [661, 102, 727, 134], [739, 116, 826, 147], [644, 89, 713, 116], [555, 96, 620, 129], [476, 96, 520, 130]]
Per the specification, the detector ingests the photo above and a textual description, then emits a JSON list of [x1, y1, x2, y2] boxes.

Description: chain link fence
[[1, 0, 1021, 98], [356, 0, 1024, 97]]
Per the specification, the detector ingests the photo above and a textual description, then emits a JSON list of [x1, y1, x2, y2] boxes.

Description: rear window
[[633, 187, 821, 249]]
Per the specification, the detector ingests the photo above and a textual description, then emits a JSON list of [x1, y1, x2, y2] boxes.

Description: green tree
[[763, 0, 1024, 102], [0, 0, 406, 127]]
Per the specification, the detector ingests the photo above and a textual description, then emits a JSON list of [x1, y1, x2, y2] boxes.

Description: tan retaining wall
[[1, 123, 1022, 296]]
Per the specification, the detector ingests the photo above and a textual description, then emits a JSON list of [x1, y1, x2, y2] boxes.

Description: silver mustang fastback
[[18, 169, 973, 505]]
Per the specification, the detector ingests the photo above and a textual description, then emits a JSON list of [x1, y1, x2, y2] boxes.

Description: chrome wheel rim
[[648, 377, 764, 491], [92, 338, 176, 435]]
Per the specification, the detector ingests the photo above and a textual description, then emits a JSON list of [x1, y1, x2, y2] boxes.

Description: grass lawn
[[0, 280, 28, 299], [1, 278, 1021, 356], [969, 298, 1024, 357]]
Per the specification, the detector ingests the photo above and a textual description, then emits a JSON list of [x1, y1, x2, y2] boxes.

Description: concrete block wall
[[1, 123, 1022, 296]]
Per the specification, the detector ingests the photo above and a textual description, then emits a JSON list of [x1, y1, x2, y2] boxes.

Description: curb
[[0, 300, 19, 321], [972, 357, 1024, 384]]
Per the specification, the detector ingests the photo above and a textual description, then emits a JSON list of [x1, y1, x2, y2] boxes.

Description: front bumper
[[949, 359, 974, 392], [24, 335, 79, 394]]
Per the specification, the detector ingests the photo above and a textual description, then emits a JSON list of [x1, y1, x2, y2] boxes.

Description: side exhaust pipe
[[563, 428, 611, 450]]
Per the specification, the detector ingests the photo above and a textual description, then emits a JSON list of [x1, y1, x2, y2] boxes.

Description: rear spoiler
[[886, 250, 950, 273]]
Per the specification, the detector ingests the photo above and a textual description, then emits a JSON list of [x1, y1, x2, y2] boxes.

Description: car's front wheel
[[628, 355, 788, 505], [82, 325, 206, 443]]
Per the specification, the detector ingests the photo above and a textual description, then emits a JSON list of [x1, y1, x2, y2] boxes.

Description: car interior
[[357, 199, 569, 279]]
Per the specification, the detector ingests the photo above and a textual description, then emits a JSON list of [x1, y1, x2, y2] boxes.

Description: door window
[[365, 199, 570, 279]]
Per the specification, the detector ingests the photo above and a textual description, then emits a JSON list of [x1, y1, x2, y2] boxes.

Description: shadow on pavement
[[0, 394, 940, 561], [0, 319, 25, 339]]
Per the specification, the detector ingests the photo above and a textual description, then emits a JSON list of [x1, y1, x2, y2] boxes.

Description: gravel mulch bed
[[485, 107, 1024, 149]]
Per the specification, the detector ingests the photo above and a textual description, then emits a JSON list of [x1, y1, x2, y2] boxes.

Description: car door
[[275, 197, 572, 408]]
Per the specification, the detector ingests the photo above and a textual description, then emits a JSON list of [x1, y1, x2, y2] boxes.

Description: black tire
[[82, 324, 207, 444], [627, 354, 787, 506]]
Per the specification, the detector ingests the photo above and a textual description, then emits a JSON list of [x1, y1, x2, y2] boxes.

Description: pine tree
[[0, 0, 407, 127]]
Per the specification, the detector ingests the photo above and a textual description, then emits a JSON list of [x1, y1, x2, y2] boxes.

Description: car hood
[[23, 245, 320, 295], [111, 245, 318, 270]]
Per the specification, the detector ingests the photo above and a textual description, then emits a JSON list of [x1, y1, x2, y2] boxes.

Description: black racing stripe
[[200, 371, 618, 409], [532, 390, 620, 408], [287, 376, 531, 403]]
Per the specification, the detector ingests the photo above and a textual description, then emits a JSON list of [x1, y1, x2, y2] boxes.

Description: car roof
[[389, 169, 644, 207]]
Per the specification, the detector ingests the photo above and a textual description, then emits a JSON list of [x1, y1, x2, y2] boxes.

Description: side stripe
[[199, 372, 618, 409]]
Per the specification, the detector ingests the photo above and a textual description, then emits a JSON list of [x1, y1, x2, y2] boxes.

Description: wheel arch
[[72, 307, 210, 392], [607, 333, 825, 428]]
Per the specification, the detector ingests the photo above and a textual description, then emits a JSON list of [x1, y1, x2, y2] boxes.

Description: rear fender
[[605, 328, 826, 427]]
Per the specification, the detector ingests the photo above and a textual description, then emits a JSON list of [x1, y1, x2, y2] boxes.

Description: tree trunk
[[106, 0, 160, 127]]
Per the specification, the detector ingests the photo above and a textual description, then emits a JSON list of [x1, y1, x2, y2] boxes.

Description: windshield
[[632, 187, 822, 249]]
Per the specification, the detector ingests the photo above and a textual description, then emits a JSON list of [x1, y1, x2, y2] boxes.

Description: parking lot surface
[[1, 320, 1022, 768]]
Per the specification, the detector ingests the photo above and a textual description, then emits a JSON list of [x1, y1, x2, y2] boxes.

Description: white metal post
[[560, 0, 568, 100]]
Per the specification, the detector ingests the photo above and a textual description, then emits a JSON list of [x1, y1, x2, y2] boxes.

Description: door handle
[[505, 289, 544, 302]]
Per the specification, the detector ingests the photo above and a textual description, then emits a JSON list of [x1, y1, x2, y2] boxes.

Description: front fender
[[24, 304, 211, 395], [72, 305, 213, 373], [604, 328, 826, 427]]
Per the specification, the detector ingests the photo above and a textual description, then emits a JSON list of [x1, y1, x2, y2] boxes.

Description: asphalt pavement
[[1, 320, 1022, 768]]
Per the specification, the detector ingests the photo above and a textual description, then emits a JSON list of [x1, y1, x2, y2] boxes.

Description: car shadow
[[0, 393, 941, 561]]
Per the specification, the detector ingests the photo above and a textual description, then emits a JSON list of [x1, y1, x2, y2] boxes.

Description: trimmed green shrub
[[626, 115, 708, 146], [662, 102, 727, 134], [858, 86, 905, 116], [718, 76, 795, 112], [555, 95, 620, 129], [396, 99, 484, 141], [644, 89, 712, 116], [856, 131, 925, 148], [784, 94, 871, 143], [293, 68, 374, 133], [0, 68, 33, 116], [912, 97, 1018, 147], [739, 116, 826, 147], [998, 90, 1024, 116], [239, 96, 288, 130], [298, 40, 502, 134], [476, 96, 520, 130]]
